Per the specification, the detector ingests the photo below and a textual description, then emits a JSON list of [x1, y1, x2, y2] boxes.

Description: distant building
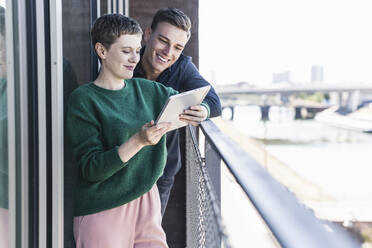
[[311, 65, 324, 82]]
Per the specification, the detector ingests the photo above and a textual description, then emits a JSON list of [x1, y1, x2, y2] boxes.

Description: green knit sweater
[[65, 78, 177, 216]]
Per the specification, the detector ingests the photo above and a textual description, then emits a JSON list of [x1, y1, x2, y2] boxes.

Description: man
[[134, 7, 222, 215]]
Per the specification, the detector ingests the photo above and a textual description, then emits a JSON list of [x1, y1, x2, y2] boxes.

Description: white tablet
[[156, 85, 211, 131]]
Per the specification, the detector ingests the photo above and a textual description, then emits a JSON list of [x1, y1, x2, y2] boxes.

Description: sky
[[199, 0, 372, 86]]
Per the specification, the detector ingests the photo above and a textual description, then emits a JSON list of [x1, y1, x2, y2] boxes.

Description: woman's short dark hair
[[151, 8, 191, 38], [90, 14, 142, 56]]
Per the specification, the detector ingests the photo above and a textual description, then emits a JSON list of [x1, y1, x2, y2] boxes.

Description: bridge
[[215, 82, 372, 120], [215, 82, 372, 95]]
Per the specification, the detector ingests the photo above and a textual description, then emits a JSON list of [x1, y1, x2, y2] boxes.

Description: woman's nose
[[129, 52, 140, 63]]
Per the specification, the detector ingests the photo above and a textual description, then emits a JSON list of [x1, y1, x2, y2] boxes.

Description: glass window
[[62, 2, 94, 247], [0, 2, 9, 248]]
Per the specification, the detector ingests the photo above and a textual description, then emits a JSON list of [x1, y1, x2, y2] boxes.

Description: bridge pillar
[[346, 90, 361, 112], [260, 105, 270, 121], [230, 106, 235, 120], [294, 107, 303, 119], [222, 106, 235, 121], [338, 92, 344, 107]]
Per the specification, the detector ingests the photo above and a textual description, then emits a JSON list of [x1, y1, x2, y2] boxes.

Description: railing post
[[204, 139, 222, 248], [185, 125, 200, 248], [204, 140, 221, 208]]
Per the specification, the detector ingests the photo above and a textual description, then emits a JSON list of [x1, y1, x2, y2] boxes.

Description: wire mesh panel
[[185, 126, 231, 248]]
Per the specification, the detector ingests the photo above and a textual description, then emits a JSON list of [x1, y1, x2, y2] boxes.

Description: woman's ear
[[95, 42, 106, 60]]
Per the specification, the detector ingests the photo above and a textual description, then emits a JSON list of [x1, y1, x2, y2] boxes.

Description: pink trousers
[[0, 208, 9, 248], [73, 185, 168, 248]]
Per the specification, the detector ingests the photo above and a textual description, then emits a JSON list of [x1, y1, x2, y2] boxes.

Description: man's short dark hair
[[151, 8, 191, 38], [91, 14, 142, 60]]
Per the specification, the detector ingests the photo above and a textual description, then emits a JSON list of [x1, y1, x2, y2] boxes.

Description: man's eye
[[175, 47, 182, 51], [122, 50, 130, 54], [159, 39, 167, 44]]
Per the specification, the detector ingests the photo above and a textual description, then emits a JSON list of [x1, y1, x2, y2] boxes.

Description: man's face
[[143, 22, 189, 76]]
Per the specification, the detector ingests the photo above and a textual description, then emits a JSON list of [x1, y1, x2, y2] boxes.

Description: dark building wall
[[129, 0, 199, 68], [62, 1, 92, 85]]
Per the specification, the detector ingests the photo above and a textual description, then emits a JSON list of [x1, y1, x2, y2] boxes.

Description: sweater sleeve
[[65, 92, 127, 183], [180, 59, 222, 118]]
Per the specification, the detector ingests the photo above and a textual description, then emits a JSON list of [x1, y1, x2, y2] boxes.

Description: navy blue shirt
[[134, 51, 222, 180]]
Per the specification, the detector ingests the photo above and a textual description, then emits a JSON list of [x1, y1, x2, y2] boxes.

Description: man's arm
[[180, 58, 222, 120]]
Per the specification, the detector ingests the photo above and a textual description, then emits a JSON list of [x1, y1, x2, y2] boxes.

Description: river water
[[227, 105, 372, 208]]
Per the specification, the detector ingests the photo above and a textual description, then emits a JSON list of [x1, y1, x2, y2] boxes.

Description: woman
[[65, 14, 177, 248]]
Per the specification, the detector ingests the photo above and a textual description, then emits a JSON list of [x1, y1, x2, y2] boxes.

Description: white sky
[[199, 0, 372, 85]]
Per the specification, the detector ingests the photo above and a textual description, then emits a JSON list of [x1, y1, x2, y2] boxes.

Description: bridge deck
[[216, 83, 372, 95]]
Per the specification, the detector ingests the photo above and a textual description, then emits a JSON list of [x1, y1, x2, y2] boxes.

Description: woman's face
[[100, 34, 142, 80]]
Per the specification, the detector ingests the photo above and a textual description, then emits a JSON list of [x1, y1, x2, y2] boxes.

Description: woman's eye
[[122, 50, 130, 54]]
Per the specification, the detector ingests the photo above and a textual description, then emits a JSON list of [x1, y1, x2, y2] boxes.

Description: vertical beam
[[50, 0, 64, 247], [6, 0, 16, 247], [35, 0, 47, 247], [17, 0, 30, 247], [107, 0, 111, 14], [90, 0, 98, 81], [97, 0, 101, 17], [113, 0, 117, 13], [123, 0, 129, 16], [118, 0, 123, 14], [25, 0, 41, 246]]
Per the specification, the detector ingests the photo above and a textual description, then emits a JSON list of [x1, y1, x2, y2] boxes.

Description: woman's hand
[[118, 120, 171, 163], [137, 120, 171, 146]]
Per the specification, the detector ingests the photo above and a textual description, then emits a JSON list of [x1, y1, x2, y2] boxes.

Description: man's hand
[[138, 120, 171, 146], [179, 105, 208, 126]]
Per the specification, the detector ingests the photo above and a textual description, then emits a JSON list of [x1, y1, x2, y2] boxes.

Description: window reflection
[[0, 4, 9, 248], [62, 2, 92, 247]]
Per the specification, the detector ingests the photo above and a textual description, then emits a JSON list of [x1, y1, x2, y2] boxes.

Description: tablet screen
[[156, 85, 211, 131]]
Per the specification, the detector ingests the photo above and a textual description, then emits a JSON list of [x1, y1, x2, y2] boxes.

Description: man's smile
[[156, 54, 169, 63]]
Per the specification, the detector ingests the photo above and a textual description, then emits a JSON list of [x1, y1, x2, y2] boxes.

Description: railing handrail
[[200, 120, 360, 248]]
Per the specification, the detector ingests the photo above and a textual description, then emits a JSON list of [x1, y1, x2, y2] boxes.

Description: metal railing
[[185, 125, 231, 248], [185, 120, 360, 248]]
